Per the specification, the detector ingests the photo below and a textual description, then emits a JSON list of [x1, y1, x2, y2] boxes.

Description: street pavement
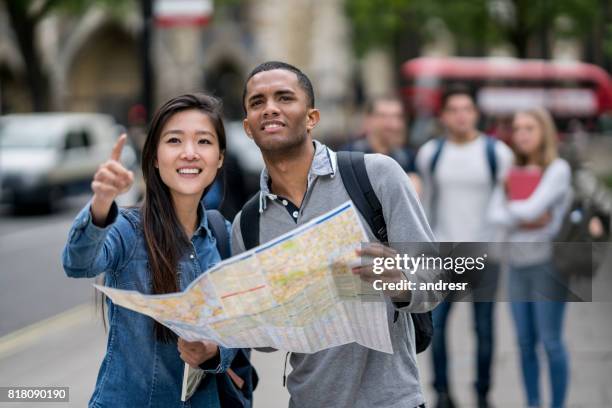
[[0, 198, 94, 337], [1, 198, 611, 407]]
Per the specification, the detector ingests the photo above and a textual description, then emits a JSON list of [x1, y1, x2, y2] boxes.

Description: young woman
[[488, 108, 572, 408], [62, 94, 236, 407]]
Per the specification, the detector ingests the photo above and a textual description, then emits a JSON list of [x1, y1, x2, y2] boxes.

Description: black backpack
[[553, 193, 608, 279], [238, 152, 433, 354], [207, 210, 259, 407], [429, 136, 498, 184]]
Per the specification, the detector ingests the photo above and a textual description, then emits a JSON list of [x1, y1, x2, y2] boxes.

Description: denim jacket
[[62, 201, 237, 408]]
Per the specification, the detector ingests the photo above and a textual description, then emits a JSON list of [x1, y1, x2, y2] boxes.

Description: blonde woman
[[488, 108, 571, 408]]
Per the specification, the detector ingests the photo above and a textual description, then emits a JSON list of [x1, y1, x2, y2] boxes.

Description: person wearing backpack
[[233, 61, 448, 408], [488, 108, 572, 408], [62, 94, 255, 407], [415, 86, 513, 408]]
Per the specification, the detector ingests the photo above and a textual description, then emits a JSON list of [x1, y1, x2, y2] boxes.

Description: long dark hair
[[142, 93, 226, 342]]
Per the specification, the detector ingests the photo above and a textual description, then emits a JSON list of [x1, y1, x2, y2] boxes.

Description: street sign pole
[[141, 0, 153, 122]]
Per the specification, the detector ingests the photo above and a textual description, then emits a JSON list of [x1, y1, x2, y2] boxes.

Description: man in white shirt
[[415, 86, 513, 408]]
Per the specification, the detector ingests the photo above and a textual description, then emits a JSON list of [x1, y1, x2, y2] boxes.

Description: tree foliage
[[345, 0, 412, 56], [346, 0, 608, 63]]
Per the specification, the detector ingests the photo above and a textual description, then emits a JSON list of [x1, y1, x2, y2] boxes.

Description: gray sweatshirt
[[231, 141, 442, 408]]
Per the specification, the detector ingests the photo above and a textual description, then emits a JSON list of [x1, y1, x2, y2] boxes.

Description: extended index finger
[[110, 134, 127, 161]]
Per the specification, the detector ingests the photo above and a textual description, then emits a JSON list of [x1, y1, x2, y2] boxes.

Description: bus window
[[401, 57, 612, 141]]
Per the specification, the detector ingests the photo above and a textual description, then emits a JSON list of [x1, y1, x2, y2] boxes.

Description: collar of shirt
[[257, 140, 338, 212]]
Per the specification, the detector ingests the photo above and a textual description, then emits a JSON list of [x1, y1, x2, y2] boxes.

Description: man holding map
[[232, 61, 446, 408]]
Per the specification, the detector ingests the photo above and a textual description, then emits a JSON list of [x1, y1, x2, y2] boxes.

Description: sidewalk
[[419, 301, 612, 408], [0, 303, 290, 407]]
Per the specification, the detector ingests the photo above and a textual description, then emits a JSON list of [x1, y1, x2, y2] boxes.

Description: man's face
[[367, 100, 406, 150], [440, 94, 478, 136], [243, 69, 319, 154]]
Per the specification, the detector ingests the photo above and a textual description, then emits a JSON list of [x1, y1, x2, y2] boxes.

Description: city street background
[[0, 192, 611, 407], [2, 0, 612, 406]]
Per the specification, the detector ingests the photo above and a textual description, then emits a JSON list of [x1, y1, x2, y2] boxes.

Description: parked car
[[0, 113, 142, 210]]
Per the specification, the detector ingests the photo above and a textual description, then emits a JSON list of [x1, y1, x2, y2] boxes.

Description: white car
[[0, 113, 141, 210]]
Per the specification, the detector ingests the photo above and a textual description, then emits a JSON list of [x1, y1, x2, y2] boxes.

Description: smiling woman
[[156, 109, 224, 209], [60, 94, 251, 407]]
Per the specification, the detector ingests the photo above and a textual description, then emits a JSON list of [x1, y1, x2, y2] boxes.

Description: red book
[[506, 166, 542, 200]]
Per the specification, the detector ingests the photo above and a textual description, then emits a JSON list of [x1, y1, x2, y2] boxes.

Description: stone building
[[0, 0, 355, 139]]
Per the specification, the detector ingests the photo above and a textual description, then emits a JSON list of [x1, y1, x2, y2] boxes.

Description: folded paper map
[[95, 201, 393, 354]]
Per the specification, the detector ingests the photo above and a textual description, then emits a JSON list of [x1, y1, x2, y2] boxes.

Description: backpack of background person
[[425, 136, 498, 230], [238, 152, 433, 354], [553, 191, 608, 279], [429, 135, 498, 183], [208, 210, 259, 408]]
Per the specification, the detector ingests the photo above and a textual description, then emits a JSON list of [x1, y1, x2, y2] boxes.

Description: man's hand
[[178, 338, 219, 369], [353, 243, 411, 302]]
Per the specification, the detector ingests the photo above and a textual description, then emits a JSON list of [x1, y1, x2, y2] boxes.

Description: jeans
[[509, 263, 569, 408], [431, 262, 499, 397], [431, 301, 495, 397]]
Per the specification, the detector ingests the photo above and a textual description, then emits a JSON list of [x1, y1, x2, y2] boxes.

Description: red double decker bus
[[401, 57, 612, 144]]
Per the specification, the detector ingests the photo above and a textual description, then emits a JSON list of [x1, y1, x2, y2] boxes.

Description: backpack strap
[[336, 151, 388, 243], [484, 136, 498, 186], [337, 151, 433, 352], [240, 193, 261, 250], [430, 136, 498, 186], [429, 138, 446, 174], [209, 207, 260, 402], [206, 209, 230, 260], [426, 138, 446, 229]]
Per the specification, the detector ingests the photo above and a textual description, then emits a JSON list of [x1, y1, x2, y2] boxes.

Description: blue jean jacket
[[62, 201, 237, 408]]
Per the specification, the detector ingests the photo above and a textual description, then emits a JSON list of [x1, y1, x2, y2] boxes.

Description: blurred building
[[1, 1, 594, 140], [0, 3, 141, 123], [0, 0, 354, 139]]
